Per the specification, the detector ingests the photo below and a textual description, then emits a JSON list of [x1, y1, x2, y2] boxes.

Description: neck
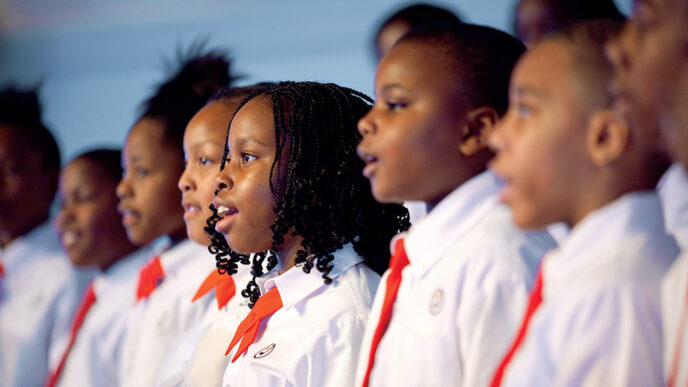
[[0, 214, 49, 248], [275, 234, 305, 274]]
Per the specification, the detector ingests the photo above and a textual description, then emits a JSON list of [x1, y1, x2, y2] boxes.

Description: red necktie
[[191, 269, 236, 309], [45, 282, 97, 387], [0, 261, 4, 277], [490, 268, 544, 387], [225, 287, 283, 362], [360, 238, 410, 387], [135, 257, 165, 302]]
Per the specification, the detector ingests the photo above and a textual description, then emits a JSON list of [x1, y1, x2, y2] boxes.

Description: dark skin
[[0, 125, 58, 248]]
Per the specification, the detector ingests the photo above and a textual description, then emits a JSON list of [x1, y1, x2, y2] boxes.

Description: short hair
[[399, 23, 527, 116], [374, 3, 461, 56], [137, 44, 236, 150], [548, 19, 625, 109], [206, 81, 411, 307], [514, 0, 625, 42], [0, 86, 61, 172], [74, 148, 123, 183]]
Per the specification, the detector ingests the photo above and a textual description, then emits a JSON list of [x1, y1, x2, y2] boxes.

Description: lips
[[181, 200, 202, 220], [60, 230, 80, 250], [357, 147, 379, 179], [118, 205, 140, 228], [212, 199, 239, 234]]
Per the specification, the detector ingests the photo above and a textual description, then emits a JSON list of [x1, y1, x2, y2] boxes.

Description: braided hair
[[205, 81, 410, 307]]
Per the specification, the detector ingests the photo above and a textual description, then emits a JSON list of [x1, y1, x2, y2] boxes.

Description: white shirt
[[503, 192, 679, 387], [0, 221, 93, 387], [355, 171, 557, 387], [50, 245, 152, 387], [658, 163, 688, 249], [222, 244, 380, 387], [662, 250, 688, 386], [119, 239, 217, 387], [154, 263, 252, 387]]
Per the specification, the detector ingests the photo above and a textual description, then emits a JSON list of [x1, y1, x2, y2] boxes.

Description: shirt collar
[[543, 191, 677, 294], [403, 170, 502, 275], [93, 246, 152, 298], [258, 243, 363, 310], [158, 238, 213, 278], [0, 221, 62, 274]]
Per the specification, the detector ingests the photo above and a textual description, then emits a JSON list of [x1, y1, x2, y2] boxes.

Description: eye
[[385, 101, 407, 111], [516, 104, 532, 118], [136, 168, 149, 178], [200, 157, 213, 166], [241, 154, 257, 164]]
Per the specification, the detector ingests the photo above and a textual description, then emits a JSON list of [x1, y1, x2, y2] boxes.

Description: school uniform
[[45, 245, 152, 387], [355, 171, 557, 387], [222, 243, 380, 387], [658, 163, 688, 249], [499, 192, 678, 387], [662, 250, 688, 387], [0, 221, 92, 387], [154, 263, 252, 387], [119, 239, 217, 387]]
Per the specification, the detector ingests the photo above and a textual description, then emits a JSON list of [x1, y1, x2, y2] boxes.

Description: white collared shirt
[[658, 163, 688, 249], [222, 244, 380, 387], [662, 250, 688, 386], [119, 239, 217, 387], [355, 171, 557, 387], [154, 263, 252, 387], [503, 192, 679, 387], [50, 245, 151, 387], [0, 221, 93, 387]]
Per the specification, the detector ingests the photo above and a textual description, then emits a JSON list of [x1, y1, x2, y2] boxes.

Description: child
[[154, 85, 270, 387], [115, 49, 235, 386], [355, 23, 557, 387], [513, 0, 624, 48], [47, 149, 151, 387], [489, 20, 678, 386], [0, 86, 91, 387], [208, 81, 410, 386], [606, 1, 688, 384], [373, 3, 461, 61]]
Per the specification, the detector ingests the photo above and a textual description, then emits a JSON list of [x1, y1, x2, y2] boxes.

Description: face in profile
[[116, 117, 186, 246], [179, 100, 237, 246], [607, 0, 688, 168], [55, 157, 134, 268], [213, 97, 282, 255], [0, 126, 56, 247], [489, 40, 592, 229], [357, 40, 469, 208]]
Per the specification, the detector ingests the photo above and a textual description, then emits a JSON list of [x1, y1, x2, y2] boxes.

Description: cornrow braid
[[205, 81, 410, 308]]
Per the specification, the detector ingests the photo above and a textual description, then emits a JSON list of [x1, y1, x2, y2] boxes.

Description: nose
[[214, 167, 234, 193], [54, 202, 74, 233], [487, 115, 509, 153], [116, 176, 132, 200], [178, 168, 195, 193], [357, 109, 377, 137]]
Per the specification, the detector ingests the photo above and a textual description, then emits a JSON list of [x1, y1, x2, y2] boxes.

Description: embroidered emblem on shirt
[[254, 343, 276, 359], [429, 288, 445, 315]]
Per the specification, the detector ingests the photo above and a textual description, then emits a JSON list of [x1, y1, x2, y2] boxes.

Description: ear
[[459, 106, 500, 157], [586, 109, 629, 167]]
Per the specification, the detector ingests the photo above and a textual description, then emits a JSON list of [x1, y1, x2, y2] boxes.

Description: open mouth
[[358, 148, 379, 179], [182, 201, 202, 219], [216, 205, 239, 218], [118, 207, 140, 227], [60, 230, 79, 250]]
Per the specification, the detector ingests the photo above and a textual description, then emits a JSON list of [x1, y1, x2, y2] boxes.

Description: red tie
[[135, 257, 165, 302], [360, 238, 410, 387], [0, 261, 4, 277], [490, 268, 544, 387], [191, 269, 236, 309], [45, 282, 97, 387], [225, 287, 283, 362]]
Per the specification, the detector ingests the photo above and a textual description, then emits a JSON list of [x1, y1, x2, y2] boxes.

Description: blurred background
[[0, 0, 631, 163]]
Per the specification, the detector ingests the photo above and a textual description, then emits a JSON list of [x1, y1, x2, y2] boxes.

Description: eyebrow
[[513, 86, 543, 99], [380, 83, 412, 93], [238, 136, 269, 147]]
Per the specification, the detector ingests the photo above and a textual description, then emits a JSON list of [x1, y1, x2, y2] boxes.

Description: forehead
[[378, 41, 460, 92], [60, 158, 107, 189], [513, 41, 573, 93], [185, 101, 235, 147], [228, 96, 275, 145], [125, 117, 173, 158], [0, 125, 40, 161]]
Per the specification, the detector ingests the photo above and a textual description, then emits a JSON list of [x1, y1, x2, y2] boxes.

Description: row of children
[[1, 0, 687, 386]]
